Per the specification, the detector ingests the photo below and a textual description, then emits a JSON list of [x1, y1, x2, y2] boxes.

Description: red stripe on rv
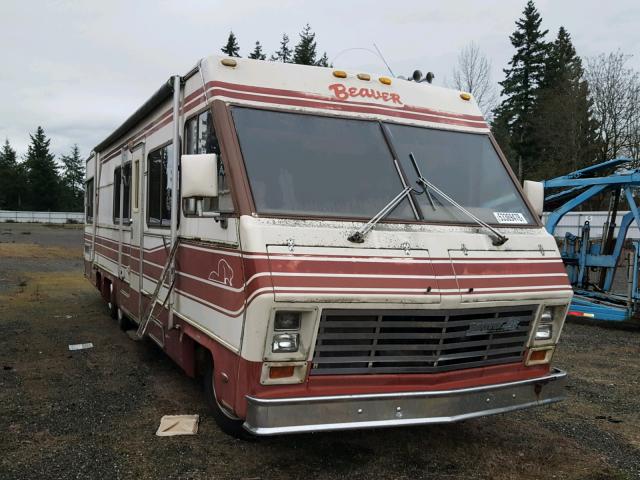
[[211, 88, 488, 129], [206, 81, 487, 123]]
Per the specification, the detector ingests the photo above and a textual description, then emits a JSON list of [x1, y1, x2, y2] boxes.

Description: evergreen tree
[[270, 33, 292, 63], [60, 144, 85, 211], [531, 27, 599, 178], [248, 41, 266, 60], [492, 0, 549, 180], [24, 126, 60, 210], [292, 24, 318, 66], [221, 31, 241, 57], [0, 139, 25, 210], [316, 52, 330, 67], [540, 26, 579, 89]]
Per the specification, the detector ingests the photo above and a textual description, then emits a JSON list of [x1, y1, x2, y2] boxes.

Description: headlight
[[274, 311, 301, 331], [535, 307, 559, 341], [272, 332, 299, 353], [262, 308, 318, 384], [540, 307, 553, 323], [535, 324, 552, 340]]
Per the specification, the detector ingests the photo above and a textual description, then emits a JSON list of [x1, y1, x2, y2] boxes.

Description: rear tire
[[117, 306, 134, 331], [107, 282, 117, 319], [203, 353, 254, 440]]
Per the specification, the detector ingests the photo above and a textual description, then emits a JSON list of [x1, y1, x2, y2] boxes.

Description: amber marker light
[[221, 58, 237, 67], [332, 70, 347, 78], [379, 76, 392, 85], [460, 92, 472, 101], [357, 73, 371, 81], [526, 347, 554, 366], [269, 365, 295, 379], [529, 350, 548, 362]]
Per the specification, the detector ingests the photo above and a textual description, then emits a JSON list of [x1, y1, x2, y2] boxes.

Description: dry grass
[[0, 271, 90, 306], [0, 243, 80, 259]]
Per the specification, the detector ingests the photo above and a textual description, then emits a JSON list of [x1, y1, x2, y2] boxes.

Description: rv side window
[[85, 178, 94, 224], [133, 160, 140, 212], [184, 110, 232, 213], [113, 163, 132, 225], [147, 144, 173, 227]]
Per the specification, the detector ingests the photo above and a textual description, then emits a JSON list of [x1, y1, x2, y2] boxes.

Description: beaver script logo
[[208, 258, 234, 287], [328, 83, 402, 105]]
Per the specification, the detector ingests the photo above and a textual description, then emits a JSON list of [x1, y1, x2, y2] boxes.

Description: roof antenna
[[373, 43, 396, 78]]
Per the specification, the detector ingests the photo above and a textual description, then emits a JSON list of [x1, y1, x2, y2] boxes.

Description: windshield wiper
[[348, 185, 413, 243], [409, 152, 509, 246]]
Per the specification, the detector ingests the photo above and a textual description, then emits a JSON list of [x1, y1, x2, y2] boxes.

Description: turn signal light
[[526, 347, 554, 366], [269, 366, 295, 379], [529, 350, 548, 362]]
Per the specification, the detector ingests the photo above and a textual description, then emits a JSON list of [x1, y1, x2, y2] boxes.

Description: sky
[[1, 0, 639, 161]]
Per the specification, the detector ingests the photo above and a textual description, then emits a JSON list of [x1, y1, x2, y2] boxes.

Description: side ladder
[[136, 239, 180, 339]]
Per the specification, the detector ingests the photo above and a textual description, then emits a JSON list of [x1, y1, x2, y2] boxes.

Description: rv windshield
[[386, 124, 535, 225], [231, 107, 534, 225], [231, 107, 414, 220]]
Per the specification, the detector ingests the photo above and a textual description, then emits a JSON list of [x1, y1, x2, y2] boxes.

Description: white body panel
[[84, 55, 571, 367]]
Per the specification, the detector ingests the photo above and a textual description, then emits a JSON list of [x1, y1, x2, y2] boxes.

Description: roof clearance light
[[333, 70, 347, 78], [221, 58, 237, 67], [357, 73, 371, 81], [460, 92, 472, 101], [379, 76, 392, 85]]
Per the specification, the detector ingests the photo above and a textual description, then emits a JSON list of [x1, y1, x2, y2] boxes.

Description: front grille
[[310, 307, 535, 375]]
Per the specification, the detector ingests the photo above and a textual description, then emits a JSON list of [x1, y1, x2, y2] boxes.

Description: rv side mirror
[[181, 154, 219, 199], [523, 180, 544, 217]]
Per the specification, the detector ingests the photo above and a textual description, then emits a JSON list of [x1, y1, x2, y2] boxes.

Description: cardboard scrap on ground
[[68, 343, 93, 351], [156, 415, 200, 436]]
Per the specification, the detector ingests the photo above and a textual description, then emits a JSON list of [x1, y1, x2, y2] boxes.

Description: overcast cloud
[[1, 0, 638, 160]]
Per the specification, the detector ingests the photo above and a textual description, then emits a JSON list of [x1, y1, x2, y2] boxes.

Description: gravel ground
[[0, 224, 639, 480]]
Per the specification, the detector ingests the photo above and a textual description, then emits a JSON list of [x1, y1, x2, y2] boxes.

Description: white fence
[[543, 211, 640, 240], [0, 210, 84, 224], [0, 209, 636, 236]]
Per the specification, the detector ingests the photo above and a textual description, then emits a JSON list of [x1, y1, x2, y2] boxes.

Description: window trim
[[184, 106, 220, 155], [145, 140, 175, 229], [113, 161, 132, 225], [183, 106, 234, 215], [85, 177, 94, 224], [227, 103, 540, 228], [132, 158, 140, 213]]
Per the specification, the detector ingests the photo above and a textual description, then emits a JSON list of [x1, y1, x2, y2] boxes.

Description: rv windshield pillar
[[168, 74, 181, 330]]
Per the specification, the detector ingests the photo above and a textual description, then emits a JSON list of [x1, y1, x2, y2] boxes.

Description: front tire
[[203, 353, 253, 439]]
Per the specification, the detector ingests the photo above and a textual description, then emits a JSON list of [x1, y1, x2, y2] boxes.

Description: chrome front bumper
[[244, 368, 567, 435]]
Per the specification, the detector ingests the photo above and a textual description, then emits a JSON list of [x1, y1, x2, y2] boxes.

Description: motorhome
[[84, 55, 571, 437]]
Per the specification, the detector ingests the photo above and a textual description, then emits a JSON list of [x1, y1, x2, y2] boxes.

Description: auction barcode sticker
[[493, 212, 528, 224]]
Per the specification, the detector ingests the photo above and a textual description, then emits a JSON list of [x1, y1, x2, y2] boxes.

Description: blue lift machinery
[[544, 158, 640, 322]]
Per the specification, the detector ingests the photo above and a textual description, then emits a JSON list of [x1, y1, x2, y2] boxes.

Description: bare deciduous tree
[[585, 52, 640, 161], [450, 42, 499, 120]]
